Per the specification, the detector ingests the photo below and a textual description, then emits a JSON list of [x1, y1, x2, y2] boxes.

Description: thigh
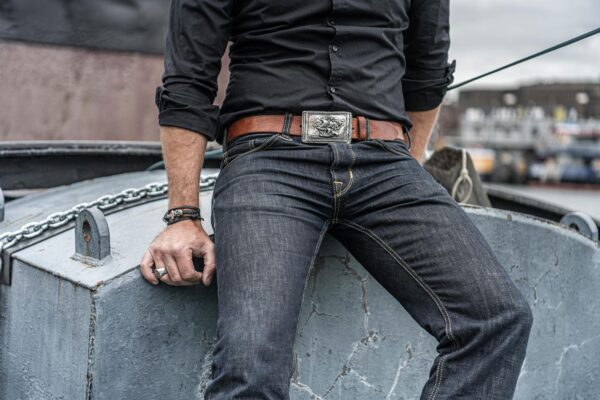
[[334, 148, 527, 346], [210, 134, 332, 355]]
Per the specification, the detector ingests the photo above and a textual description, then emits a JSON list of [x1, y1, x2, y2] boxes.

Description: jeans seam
[[223, 149, 230, 166], [337, 144, 356, 197], [337, 219, 459, 400], [430, 354, 448, 400], [330, 145, 341, 223]]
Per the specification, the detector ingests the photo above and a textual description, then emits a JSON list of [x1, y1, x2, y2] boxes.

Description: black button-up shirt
[[155, 0, 456, 144]]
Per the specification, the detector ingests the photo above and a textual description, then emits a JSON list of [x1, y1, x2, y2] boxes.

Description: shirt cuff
[[402, 59, 456, 112], [155, 86, 220, 141]]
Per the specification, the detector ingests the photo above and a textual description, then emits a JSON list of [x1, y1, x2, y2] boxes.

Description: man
[[140, 0, 533, 398]]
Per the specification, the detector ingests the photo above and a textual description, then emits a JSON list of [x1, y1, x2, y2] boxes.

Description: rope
[[451, 148, 473, 204], [448, 26, 600, 91]]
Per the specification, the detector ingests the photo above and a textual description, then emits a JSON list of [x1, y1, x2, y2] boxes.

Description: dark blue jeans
[[206, 133, 533, 399]]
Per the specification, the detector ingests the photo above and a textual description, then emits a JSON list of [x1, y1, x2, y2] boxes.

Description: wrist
[[166, 218, 203, 230], [162, 205, 203, 225], [168, 199, 199, 209]]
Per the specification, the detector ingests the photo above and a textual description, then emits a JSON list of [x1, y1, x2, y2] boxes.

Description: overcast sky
[[448, 0, 600, 90]]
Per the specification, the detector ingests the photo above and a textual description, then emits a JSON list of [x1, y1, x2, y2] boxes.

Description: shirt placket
[[326, 0, 345, 106]]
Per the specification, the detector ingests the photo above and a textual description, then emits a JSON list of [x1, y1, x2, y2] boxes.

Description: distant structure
[[459, 82, 600, 119], [442, 82, 600, 149], [436, 82, 600, 184]]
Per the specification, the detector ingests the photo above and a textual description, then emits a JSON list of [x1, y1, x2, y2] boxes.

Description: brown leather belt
[[225, 113, 406, 145]]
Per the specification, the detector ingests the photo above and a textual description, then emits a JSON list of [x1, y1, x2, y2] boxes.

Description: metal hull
[[1, 171, 599, 399]]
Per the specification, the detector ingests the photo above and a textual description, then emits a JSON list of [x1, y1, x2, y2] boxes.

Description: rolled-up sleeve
[[402, 0, 456, 111], [155, 0, 233, 141]]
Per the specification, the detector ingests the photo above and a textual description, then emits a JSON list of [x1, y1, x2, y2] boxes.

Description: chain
[[0, 175, 218, 254]]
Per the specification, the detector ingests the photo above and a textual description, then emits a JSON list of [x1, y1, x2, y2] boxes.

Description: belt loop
[[282, 112, 293, 139], [365, 117, 371, 141], [222, 126, 229, 153], [403, 124, 412, 150]]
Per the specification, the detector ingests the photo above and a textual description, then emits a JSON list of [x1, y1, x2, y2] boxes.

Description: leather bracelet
[[162, 206, 204, 225]]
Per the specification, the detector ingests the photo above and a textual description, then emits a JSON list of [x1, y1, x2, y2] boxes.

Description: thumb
[[192, 237, 216, 286]]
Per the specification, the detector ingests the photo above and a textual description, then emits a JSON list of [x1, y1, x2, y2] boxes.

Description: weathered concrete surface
[[1, 182, 599, 399]]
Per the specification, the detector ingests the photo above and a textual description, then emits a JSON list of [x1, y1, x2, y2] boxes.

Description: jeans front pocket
[[373, 138, 413, 158], [221, 133, 280, 170]]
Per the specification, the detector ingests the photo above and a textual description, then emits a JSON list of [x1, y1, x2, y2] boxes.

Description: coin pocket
[[373, 138, 412, 158]]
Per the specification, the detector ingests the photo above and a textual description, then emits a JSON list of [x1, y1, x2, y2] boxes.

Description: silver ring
[[153, 267, 168, 280]]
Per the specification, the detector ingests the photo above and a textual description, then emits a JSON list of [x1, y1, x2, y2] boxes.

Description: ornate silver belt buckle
[[301, 111, 352, 144]]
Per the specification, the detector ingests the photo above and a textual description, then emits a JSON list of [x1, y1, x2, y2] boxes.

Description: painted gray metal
[[0, 187, 4, 222], [73, 208, 112, 266], [559, 211, 599, 241], [1, 172, 599, 399], [0, 170, 170, 229], [485, 183, 600, 226]]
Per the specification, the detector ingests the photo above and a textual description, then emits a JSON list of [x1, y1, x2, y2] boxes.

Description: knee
[[208, 325, 293, 397], [214, 317, 295, 375], [503, 293, 534, 339]]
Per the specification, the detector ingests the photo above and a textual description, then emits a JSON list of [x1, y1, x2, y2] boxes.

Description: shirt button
[[332, 45, 339, 52], [328, 19, 335, 25]]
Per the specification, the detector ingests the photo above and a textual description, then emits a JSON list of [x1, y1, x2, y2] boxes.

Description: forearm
[[406, 106, 441, 164], [160, 126, 207, 209]]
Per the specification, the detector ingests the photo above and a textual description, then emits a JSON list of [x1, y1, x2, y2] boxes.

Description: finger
[[158, 271, 197, 287], [156, 252, 199, 287], [161, 252, 187, 286], [173, 252, 204, 284], [201, 241, 216, 287], [139, 250, 159, 285]]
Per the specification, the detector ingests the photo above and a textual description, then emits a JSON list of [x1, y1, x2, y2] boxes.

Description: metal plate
[[301, 111, 352, 144]]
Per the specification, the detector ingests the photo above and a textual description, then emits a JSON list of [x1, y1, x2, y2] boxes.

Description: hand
[[139, 219, 216, 287]]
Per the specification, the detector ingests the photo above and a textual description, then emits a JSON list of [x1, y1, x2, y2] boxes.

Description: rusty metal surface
[[0, 41, 163, 141], [0, 41, 230, 142]]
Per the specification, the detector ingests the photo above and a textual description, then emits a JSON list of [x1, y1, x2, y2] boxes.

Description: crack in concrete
[[321, 325, 384, 397], [531, 246, 561, 306], [305, 302, 342, 324], [291, 380, 326, 400], [295, 250, 390, 398], [386, 342, 414, 399], [339, 253, 370, 334], [553, 334, 600, 395], [349, 368, 382, 392], [291, 354, 325, 400]]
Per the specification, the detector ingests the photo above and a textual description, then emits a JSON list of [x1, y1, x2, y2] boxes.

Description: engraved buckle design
[[301, 111, 352, 144]]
